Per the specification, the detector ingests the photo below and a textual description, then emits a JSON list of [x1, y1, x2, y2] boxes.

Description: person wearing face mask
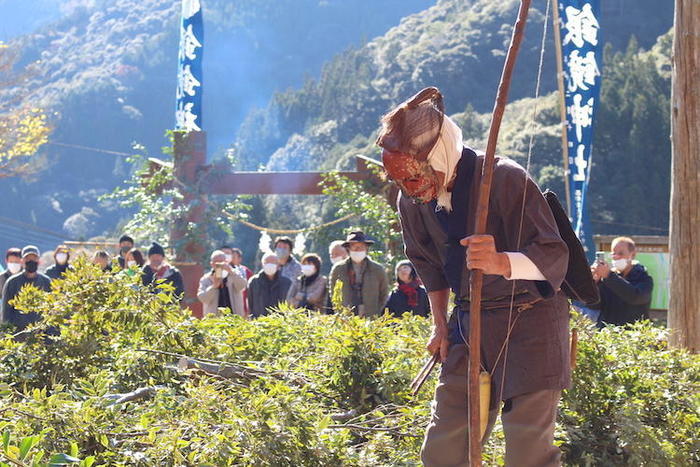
[[328, 231, 389, 317], [246, 253, 292, 318], [197, 250, 248, 318], [378, 88, 572, 465], [220, 246, 253, 280], [2, 245, 52, 331], [125, 248, 145, 269], [45, 245, 72, 280], [221, 246, 253, 316], [287, 253, 328, 312], [0, 248, 22, 300], [272, 236, 302, 282], [220, 246, 236, 267], [386, 260, 430, 318], [141, 242, 185, 301], [117, 235, 135, 269], [328, 240, 349, 267], [118, 248, 146, 280], [590, 237, 653, 327], [325, 241, 349, 313], [231, 248, 253, 277]]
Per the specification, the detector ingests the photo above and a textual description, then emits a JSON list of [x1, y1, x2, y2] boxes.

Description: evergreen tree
[[590, 36, 671, 234]]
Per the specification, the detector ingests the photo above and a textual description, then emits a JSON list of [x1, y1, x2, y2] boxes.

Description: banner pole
[[551, 0, 572, 217]]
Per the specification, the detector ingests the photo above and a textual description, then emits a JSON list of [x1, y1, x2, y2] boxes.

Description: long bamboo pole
[[551, 0, 572, 216], [468, 1, 532, 465]]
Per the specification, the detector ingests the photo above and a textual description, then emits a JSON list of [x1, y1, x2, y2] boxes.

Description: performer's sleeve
[[495, 160, 568, 296], [397, 192, 448, 292], [505, 252, 546, 280]]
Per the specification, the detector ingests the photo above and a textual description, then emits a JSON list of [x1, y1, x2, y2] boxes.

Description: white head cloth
[[426, 115, 463, 211]]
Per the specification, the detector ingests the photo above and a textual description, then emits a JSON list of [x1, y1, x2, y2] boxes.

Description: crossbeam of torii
[[158, 131, 376, 317]]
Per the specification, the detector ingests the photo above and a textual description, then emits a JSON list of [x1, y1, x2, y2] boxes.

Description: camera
[[595, 251, 606, 265]]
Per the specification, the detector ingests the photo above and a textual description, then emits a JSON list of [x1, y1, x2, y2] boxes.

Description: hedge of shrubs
[[0, 261, 697, 466]]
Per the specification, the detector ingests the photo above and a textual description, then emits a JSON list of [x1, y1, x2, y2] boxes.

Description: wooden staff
[[551, 0, 572, 216], [468, 1, 533, 465], [410, 353, 440, 396]]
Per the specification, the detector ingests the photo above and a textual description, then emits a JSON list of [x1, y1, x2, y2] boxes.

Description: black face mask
[[24, 260, 38, 273], [120, 246, 131, 256]]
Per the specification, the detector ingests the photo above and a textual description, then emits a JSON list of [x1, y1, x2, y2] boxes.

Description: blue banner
[[175, 0, 204, 131], [558, 0, 601, 261]]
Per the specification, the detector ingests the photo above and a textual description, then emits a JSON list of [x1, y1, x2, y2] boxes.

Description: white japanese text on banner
[[559, 0, 601, 261], [175, 0, 203, 132]]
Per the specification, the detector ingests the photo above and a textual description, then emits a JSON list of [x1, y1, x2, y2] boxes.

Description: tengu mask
[[380, 149, 442, 203], [376, 87, 453, 205]]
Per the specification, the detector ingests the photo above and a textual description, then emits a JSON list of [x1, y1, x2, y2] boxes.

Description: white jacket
[[197, 268, 248, 317]]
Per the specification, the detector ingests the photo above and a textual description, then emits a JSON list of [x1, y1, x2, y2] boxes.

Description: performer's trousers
[[421, 344, 562, 467]]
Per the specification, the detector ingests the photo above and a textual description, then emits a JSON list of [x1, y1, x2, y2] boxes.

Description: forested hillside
[[236, 0, 672, 251]]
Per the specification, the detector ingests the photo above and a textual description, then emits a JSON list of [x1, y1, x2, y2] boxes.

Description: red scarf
[[398, 281, 419, 307], [155, 264, 170, 278]]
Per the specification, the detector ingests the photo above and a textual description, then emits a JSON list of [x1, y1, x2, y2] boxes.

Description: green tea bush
[[560, 317, 700, 466], [0, 263, 696, 465]]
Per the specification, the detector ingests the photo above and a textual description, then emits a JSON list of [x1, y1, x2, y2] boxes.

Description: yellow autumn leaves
[[0, 109, 51, 177], [0, 41, 52, 178]]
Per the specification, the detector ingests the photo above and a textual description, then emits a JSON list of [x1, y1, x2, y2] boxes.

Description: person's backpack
[[543, 190, 600, 305]]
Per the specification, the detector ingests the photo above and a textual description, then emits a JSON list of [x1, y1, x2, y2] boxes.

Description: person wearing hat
[[141, 242, 184, 300], [2, 245, 52, 330], [378, 87, 570, 465], [45, 245, 72, 280], [328, 231, 389, 317], [385, 260, 430, 318]]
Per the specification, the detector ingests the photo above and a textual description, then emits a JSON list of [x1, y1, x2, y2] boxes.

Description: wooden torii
[[163, 131, 376, 317]]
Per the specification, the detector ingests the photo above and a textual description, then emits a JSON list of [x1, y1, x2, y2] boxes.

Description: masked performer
[[378, 87, 570, 466]]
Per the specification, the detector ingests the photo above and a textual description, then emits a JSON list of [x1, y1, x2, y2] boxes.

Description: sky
[[0, 0, 60, 41]]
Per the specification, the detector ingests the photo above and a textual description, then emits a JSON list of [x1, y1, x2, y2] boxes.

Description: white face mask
[[224, 254, 233, 263], [301, 264, 316, 277], [263, 263, 278, 276], [612, 258, 629, 272], [349, 251, 367, 263], [330, 256, 344, 265], [275, 247, 290, 260], [55, 253, 68, 265], [127, 260, 137, 268], [7, 263, 21, 274]]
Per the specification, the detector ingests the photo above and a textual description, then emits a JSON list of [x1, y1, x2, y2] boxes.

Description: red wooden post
[[172, 130, 207, 318]]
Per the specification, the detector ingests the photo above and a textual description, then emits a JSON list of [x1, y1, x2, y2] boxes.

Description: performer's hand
[[590, 266, 601, 283], [460, 235, 511, 277], [427, 325, 450, 362]]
